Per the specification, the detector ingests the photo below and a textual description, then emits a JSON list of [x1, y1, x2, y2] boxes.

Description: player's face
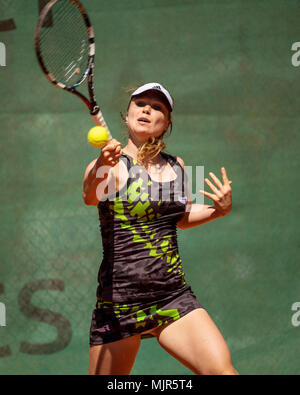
[[126, 91, 171, 143]]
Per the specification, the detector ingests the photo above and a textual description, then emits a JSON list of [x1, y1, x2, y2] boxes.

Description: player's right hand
[[99, 139, 122, 167]]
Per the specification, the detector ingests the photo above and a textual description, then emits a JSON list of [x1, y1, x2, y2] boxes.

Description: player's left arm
[[176, 156, 233, 230]]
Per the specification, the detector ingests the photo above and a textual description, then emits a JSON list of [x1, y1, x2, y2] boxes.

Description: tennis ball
[[87, 126, 109, 148]]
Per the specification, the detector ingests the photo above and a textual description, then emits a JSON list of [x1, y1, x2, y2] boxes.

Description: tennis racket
[[34, 0, 111, 138]]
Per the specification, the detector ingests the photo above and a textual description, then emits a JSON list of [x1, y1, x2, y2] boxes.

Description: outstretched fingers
[[198, 167, 233, 216]]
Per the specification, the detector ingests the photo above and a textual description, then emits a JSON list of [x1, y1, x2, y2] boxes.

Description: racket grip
[[92, 110, 112, 140]]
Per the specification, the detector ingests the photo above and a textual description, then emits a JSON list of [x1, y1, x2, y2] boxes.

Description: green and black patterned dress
[[90, 152, 202, 345]]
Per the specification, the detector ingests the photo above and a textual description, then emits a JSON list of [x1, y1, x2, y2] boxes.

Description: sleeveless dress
[[89, 152, 203, 345]]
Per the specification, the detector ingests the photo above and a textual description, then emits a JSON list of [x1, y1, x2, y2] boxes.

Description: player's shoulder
[[84, 158, 97, 179], [161, 151, 185, 168], [175, 156, 185, 168], [162, 153, 185, 171]]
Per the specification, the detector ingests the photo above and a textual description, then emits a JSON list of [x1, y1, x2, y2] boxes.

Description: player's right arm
[[82, 139, 122, 205]]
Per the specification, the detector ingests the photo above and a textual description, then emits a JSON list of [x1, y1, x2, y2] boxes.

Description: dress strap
[[160, 151, 183, 169], [120, 153, 133, 170], [161, 152, 188, 198]]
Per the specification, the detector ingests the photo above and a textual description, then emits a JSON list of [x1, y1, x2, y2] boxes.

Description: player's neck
[[122, 138, 139, 160]]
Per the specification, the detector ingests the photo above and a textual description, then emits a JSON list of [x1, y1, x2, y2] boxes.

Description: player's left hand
[[199, 167, 233, 216]]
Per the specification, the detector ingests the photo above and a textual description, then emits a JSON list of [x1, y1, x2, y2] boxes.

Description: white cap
[[131, 82, 173, 111]]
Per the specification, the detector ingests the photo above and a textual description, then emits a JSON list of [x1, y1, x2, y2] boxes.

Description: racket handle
[[92, 110, 112, 140]]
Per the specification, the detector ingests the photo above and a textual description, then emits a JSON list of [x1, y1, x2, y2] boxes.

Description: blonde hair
[[136, 135, 167, 165]]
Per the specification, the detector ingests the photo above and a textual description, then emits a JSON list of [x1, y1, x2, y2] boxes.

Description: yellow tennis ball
[[87, 126, 109, 148]]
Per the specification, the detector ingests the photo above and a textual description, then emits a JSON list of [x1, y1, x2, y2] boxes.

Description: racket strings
[[40, 3, 82, 59], [40, 15, 88, 83], [39, 7, 74, 72], [40, 3, 88, 66], [38, 0, 90, 87]]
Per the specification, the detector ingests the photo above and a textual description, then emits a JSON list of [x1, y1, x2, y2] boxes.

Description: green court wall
[[0, 0, 299, 374]]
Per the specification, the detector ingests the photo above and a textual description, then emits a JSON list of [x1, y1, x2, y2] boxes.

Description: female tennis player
[[82, 82, 238, 375]]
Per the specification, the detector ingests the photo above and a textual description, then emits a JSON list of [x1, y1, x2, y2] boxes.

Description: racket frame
[[34, 0, 110, 133]]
